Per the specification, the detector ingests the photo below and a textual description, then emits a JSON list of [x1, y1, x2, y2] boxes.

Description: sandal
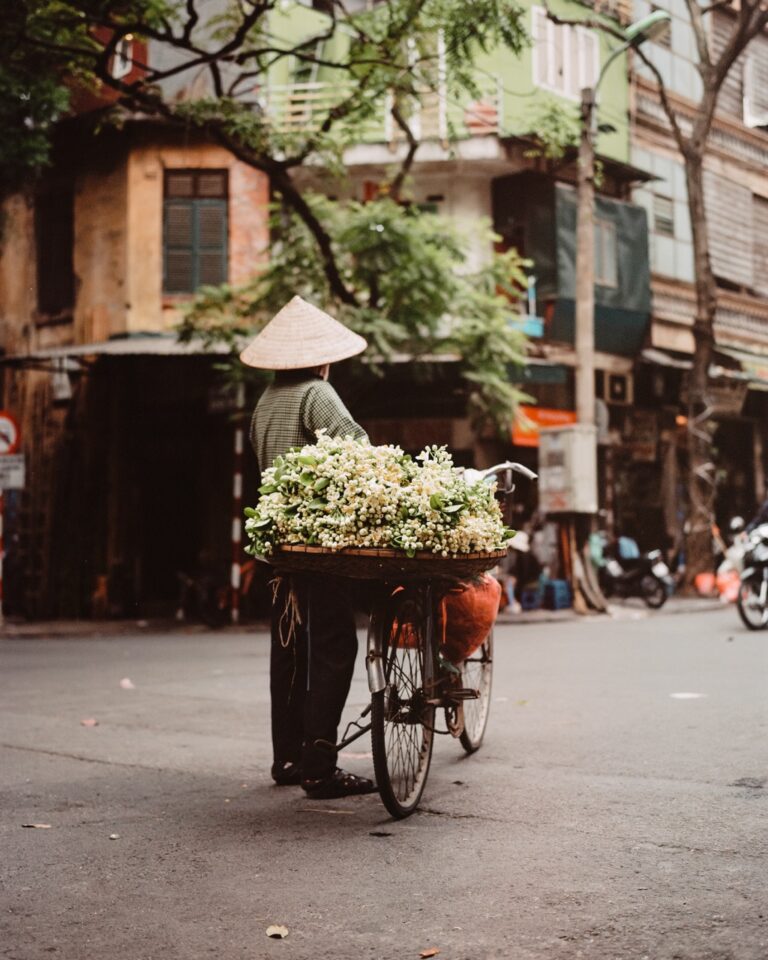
[[302, 768, 377, 799], [271, 761, 302, 786]]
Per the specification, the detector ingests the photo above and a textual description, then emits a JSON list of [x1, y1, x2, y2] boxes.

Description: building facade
[[0, 117, 269, 617], [628, 0, 768, 551]]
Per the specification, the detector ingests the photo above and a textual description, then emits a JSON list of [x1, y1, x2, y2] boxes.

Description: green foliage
[[2, 0, 528, 182], [180, 195, 531, 433], [524, 96, 580, 161]]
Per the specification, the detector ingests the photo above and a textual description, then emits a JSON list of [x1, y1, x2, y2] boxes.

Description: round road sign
[[0, 411, 20, 455]]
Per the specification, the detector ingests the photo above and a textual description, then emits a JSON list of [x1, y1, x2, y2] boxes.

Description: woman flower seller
[[241, 296, 377, 800]]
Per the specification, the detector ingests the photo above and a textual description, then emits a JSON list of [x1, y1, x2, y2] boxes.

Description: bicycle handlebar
[[462, 461, 538, 485], [483, 461, 538, 482]]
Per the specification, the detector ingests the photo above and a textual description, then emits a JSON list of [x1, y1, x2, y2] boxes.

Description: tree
[[4, 0, 526, 297], [5, 0, 532, 430], [179, 195, 531, 432], [547, 1, 768, 584]]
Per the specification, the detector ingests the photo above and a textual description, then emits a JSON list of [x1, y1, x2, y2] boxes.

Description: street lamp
[[574, 9, 671, 429]]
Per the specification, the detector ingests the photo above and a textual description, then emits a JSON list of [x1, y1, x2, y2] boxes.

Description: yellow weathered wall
[[0, 193, 36, 356], [74, 158, 129, 342], [126, 143, 269, 332]]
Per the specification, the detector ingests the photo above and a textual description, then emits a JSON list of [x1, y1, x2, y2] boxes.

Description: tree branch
[[684, 0, 713, 72], [632, 46, 689, 156], [387, 104, 419, 201]]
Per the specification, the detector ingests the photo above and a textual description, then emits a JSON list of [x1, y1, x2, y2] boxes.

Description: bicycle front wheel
[[370, 589, 436, 819], [459, 630, 494, 753]]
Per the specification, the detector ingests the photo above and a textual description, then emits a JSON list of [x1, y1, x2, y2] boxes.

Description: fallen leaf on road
[[81, 718, 98, 727], [266, 925, 288, 939], [119, 678, 135, 690], [516, 699, 529, 706], [22, 824, 51, 829], [419, 949, 440, 958], [109, 833, 120, 840]]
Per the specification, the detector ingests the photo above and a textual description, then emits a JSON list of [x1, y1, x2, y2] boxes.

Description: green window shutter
[[163, 196, 228, 293], [195, 200, 228, 287], [164, 200, 195, 293]]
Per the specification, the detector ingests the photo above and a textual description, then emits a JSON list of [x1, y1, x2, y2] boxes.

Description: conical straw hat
[[239, 296, 367, 370]]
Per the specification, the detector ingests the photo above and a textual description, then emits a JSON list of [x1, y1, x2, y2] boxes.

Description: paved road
[[1, 608, 766, 960]]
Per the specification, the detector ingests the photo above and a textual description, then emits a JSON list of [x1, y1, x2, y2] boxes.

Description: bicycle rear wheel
[[459, 631, 493, 753], [371, 588, 436, 819]]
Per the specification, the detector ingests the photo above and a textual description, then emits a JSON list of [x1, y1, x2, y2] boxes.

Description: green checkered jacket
[[250, 375, 368, 472]]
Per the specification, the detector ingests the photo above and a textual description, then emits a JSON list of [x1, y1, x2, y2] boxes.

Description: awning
[[6, 333, 236, 363], [715, 345, 768, 390], [640, 347, 692, 370], [641, 345, 768, 390]]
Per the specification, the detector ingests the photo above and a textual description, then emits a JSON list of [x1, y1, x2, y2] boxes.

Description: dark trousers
[[270, 574, 358, 781]]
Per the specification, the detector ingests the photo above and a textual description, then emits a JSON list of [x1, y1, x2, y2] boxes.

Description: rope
[[270, 575, 303, 649]]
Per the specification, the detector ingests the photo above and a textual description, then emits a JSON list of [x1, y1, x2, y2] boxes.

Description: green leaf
[[258, 484, 277, 495], [298, 454, 318, 466], [308, 498, 327, 510], [429, 493, 443, 510], [244, 507, 258, 518], [314, 477, 330, 492]]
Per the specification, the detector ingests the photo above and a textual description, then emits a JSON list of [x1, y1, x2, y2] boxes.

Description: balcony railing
[[263, 76, 503, 142]]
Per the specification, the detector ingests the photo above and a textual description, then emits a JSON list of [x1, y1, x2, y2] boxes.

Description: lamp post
[[575, 10, 672, 430]]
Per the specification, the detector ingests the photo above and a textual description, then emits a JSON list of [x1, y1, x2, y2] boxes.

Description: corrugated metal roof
[[18, 335, 236, 361]]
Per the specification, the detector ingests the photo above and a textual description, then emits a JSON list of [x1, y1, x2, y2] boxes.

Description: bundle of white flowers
[[244, 432, 513, 558]]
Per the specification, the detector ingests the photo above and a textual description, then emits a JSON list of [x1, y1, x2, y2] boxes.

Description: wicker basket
[[270, 544, 507, 581]]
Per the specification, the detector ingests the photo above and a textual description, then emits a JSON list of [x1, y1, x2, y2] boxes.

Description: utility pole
[[575, 86, 596, 430]]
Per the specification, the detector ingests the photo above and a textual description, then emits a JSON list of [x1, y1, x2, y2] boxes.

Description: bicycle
[[314, 461, 537, 819]]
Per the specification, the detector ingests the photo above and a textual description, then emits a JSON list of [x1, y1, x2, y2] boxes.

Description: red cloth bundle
[[439, 574, 501, 664]]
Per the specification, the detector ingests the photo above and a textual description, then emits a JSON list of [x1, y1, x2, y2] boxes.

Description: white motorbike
[[736, 522, 768, 630]]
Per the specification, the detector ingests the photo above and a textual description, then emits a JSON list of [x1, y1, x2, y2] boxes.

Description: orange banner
[[511, 406, 577, 447]]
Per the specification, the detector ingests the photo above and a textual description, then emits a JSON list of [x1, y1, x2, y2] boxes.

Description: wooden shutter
[[704, 170, 753, 287], [532, 7, 549, 87], [163, 172, 228, 293], [753, 195, 768, 297], [710, 11, 744, 119], [164, 201, 195, 293], [196, 202, 227, 286]]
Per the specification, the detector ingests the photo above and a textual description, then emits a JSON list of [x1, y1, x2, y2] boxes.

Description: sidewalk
[[497, 594, 726, 624], [1, 595, 728, 639]]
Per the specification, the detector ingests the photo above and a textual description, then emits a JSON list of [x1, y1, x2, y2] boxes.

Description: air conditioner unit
[[596, 371, 634, 405]]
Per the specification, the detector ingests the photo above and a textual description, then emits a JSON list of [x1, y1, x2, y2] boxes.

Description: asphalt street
[[1, 607, 766, 960]]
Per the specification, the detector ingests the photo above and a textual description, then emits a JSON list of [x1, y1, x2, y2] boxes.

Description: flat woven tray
[[270, 545, 507, 581]]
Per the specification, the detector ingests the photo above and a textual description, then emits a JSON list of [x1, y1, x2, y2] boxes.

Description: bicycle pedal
[[447, 687, 480, 701]]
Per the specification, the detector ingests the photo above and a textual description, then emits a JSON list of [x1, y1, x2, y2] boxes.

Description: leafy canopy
[[179, 194, 531, 432]]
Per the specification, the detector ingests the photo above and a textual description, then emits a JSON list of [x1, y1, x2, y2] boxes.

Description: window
[[744, 53, 768, 127], [35, 186, 75, 319], [163, 170, 228, 295], [594, 217, 617, 287], [111, 36, 133, 79], [653, 195, 675, 236], [532, 6, 599, 100]]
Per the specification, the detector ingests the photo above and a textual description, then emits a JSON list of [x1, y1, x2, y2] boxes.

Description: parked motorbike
[[736, 523, 768, 630], [596, 535, 674, 609]]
